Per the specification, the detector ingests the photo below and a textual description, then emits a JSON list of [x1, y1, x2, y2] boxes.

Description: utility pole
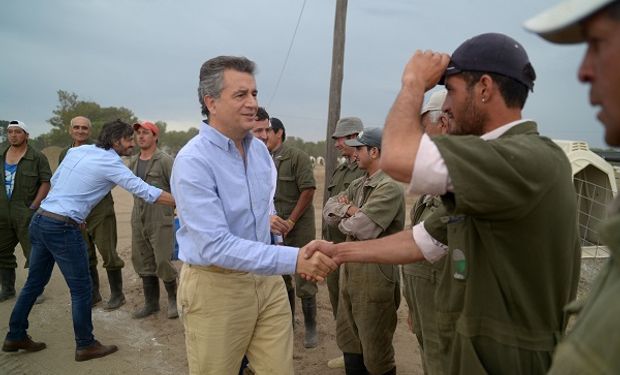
[[323, 0, 348, 205]]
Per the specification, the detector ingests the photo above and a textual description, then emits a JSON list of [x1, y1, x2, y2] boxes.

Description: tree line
[[1, 90, 326, 158]]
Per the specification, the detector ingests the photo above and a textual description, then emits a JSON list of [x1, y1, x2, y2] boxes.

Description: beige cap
[[421, 89, 447, 115], [524, 0, 615, 44]]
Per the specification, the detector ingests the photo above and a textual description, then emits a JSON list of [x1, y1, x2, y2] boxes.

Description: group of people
[[1, 116, 177, 361], [2, 0, 620, 374]]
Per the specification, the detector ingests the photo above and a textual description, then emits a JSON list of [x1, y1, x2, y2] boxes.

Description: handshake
[[295, 240, 342, 282]]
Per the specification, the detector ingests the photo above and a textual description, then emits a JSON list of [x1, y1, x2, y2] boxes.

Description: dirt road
[[0, 162, 423, 375]]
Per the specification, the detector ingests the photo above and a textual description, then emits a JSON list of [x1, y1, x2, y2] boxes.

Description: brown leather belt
[[187, 264, 245, 274], [36, 208, 81, 227]]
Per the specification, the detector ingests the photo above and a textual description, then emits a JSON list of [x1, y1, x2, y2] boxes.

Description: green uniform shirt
[[0, 145, 52, 223], [548, 197, 620, 374], [423, 122, 581, 357], [129, 149, 174, 222], [403, 195, 446, 277], [59, 144, 115, 218], [272, 144, 316, 247], [322, 160, 364, 244]]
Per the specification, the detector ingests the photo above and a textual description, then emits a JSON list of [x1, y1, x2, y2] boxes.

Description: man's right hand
[[401, 50, 450, 92], [296, 248, 337, 282]]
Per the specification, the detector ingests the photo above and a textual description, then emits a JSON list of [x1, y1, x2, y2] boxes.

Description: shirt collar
[[200, 121, 254, 153], [480, 119, 532, 141]]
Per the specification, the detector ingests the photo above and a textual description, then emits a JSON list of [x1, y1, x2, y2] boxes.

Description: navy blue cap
[[440, 33, 536, 91]]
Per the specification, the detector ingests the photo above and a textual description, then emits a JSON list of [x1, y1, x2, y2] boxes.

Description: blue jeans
[[6, 213, 95, 349]]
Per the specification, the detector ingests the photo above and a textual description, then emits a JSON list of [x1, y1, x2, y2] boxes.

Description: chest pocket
[[16, 167, 40, 202], [146, 171, 164, 189]]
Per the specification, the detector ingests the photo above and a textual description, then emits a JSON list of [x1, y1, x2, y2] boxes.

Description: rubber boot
[[287, 289, 296, 328], [163, 279, 178, 319], [343, 352, 369, 375], [0, 268, 16, 302], [104, 269, 126, 311], [89, 266, 102, 307], [301, 296, 318, 348], [132, 276, 160, 319]]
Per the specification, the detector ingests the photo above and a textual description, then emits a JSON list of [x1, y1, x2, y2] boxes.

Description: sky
[[0, 0, 609, 148]]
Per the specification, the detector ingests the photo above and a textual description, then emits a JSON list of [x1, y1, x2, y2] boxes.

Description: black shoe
[[164, 279, 178, 319], [2, 335, 46, 352], [75, 340, 118, 361]]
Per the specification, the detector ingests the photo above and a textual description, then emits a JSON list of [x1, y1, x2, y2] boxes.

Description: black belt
[[36, 208, 81, 227]]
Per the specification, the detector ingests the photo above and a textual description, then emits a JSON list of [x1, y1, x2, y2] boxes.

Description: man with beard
[[304, 33, 581, 374], [2, 120, 175, 361], [0, 121, 51, 303], [525, 0, 620, 373]]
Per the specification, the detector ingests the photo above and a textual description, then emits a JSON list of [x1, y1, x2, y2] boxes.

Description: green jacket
[[128, 149, 174, 224], [424, 122, 581, 359], [272, 143, 316, 247], [548, 197, 620, 374], [322, 160, 364, 244], [59, 143, 115, 219], [1, 144, 52, 223], [403, 195, 446, 277]]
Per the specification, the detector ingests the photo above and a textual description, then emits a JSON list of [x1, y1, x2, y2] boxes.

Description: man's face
[[69, 118, 91, 144], [421, 111, 448, 137], [113, 136, 135, 157], [265, 128, 282, 152], [135, 127, 157, 150], [443, 75, 487, 136], [334, 134, 358, 159], [579, 11, 620, 146], [252, 118, 270, 144], [353, 146, 373, 170], [7, 127, 28, 147], [207, 69, 258, 133]]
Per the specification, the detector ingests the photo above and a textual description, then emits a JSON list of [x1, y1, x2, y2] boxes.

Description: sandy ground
[[0, 155, 424, 375]]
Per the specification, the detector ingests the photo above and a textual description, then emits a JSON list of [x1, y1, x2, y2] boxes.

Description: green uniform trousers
[[402, 264, 443, 375], [337, 263, 400, 374], [131, 205, 177, 282], [0, 204, 34, 269], [83, 195, 124, 270]]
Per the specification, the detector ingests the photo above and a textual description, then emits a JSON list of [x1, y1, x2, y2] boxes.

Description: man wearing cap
[[306, 33, 581, 374], [323, 117, 365, 369], [0, 120, 51, 302], [525, 1, 620, 373], [323, 127, 404, 375], [265, 117, 319, 348], [58, 116, 125, 310], [129, 121, 177, 319], [2, 119, 175, 361], [402, 89, 448, 375]]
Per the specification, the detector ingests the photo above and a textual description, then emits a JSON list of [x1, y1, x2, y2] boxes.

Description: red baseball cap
[[133, 121, 159, 136]]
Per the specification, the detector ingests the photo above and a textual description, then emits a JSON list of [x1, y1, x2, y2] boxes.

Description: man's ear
[[205, 95, 217, 116]]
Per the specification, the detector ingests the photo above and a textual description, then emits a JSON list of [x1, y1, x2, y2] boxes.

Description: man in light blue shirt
[[172, 55, 336, 375], [2, 120, 175, 362]]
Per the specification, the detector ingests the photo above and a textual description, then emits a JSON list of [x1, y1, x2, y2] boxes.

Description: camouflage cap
[[332, 117, 364, 139], [345, 127, 382, 149]]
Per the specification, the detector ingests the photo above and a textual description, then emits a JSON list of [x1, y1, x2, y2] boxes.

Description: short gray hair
[[198, 56, 256, 118]]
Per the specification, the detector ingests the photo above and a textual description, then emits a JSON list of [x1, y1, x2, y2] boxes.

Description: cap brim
[[524, 0, 613, 44], [345, 139, 365, 147]]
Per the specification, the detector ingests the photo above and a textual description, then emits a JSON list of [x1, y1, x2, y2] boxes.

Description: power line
[[267, 0, 307, 108]]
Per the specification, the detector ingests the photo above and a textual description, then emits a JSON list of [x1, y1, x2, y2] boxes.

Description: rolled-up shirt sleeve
[[338, 211, 384, 241], [412, 221, 448, 263], [408, 134, 453, 196]]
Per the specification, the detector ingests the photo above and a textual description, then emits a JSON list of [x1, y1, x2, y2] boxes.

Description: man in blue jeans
[[1, 120, 175, 362]]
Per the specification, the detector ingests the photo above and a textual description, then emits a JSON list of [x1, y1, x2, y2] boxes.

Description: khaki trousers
[[178, 264, 294, 375]]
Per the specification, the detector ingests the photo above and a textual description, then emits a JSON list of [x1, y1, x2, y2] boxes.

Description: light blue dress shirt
[[41, 144, 162, 223], [171, 122, 299, 275]]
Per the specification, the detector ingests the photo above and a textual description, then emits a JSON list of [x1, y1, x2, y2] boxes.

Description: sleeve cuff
[[412, 222, 448, 263]]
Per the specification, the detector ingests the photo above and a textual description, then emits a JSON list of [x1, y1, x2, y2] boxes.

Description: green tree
[[39, 90, 138, 148]]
